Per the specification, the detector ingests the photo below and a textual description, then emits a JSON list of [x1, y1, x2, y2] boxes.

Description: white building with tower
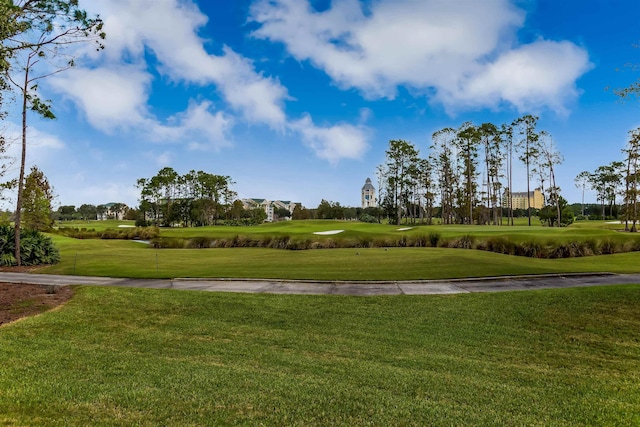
[[361, 178, 377, 208]]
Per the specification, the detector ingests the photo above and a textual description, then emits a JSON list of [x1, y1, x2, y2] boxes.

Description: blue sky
[[4, 0, 640, 209]]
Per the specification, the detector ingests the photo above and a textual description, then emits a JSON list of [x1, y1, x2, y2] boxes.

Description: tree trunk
[[552, 169, 560, 227], [14, 65, 30, 267], [526, 136, 531, 227], [633, 156, 638, 232], [625, 157, 631, 231], [509, 141, 514, 226]]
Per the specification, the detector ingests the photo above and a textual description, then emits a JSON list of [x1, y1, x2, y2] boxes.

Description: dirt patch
[[0, 283, 73, 326]]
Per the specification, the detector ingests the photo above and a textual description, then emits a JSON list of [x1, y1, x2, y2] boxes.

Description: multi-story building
[[361, 178, 376, 208], [503, 189, 544, 210], [98, 202, 128, 220], [242, 199, 299, 222]]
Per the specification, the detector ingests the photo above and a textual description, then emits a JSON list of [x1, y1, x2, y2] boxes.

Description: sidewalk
[[1, 272, 639, 296]]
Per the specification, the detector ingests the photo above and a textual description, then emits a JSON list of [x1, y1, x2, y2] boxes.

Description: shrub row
[[472, 236, 640, 258], [55, 226, 160, 240], [149, 233, 640, 259]]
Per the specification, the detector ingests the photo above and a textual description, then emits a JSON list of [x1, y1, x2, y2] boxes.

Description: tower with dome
[[361, 178, 376, 208]]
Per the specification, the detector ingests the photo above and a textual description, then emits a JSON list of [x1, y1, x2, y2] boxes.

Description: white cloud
[[81, 0, 289, 129], [173, 101, 234, 151], [251, 0, 592, 113], [290, 115, 369, 164], [147, 151, 172, 168], [51, 67, 234, 150], [50, 65, 151, 133], [47, 0, 370, 163], [0, 124, 65, 206], [74, 182, 140, 206], [456, 40, 592, 114], [2, 124, 64, 174]]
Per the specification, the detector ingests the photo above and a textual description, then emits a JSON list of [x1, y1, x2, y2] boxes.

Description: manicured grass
[[38, 234, 640, 280], [151, 220, 640, 248], [1, 285, 638, 425], [156, 219, 537, 237], [55, 219, 136, 231], [56, 219, 639, 246], [42, 220, 640, 280]]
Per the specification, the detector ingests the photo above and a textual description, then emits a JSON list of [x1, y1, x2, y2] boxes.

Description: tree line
[[377, 115, 569, 226], [56, 203, 134, 222], [136, 167, 271, 227], [575, 127, 640, 231]]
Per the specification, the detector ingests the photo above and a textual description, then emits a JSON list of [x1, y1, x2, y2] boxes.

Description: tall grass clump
[[56, 226, 160, 240], [150, 237, 187, 249], [143, 226, 640, 261], [548, 242, 580, 259], [428, 232, 441, 247], [600, 239, 620, 255], [267, 235, 291, 249], [186, 237, 213, 249], [477, 237, 516, 255], [410, 234, 429, 247], [447, 234, 475, 249], [515, 240, 546, 258]]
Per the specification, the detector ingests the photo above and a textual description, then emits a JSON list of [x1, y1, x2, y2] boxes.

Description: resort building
[[361, 178, 377, 208], [242, 199, 299, 222], [503, 189, 544, 210], [97, 202, 129, 220]]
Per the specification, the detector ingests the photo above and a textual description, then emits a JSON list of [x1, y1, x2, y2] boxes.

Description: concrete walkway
[[1, 272, 640, 296]]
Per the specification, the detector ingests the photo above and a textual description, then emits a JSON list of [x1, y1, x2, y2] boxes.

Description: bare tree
[[539, 131, 563, 226], [574, 171, 591, 217], [513, 115, 540, 226], [3, 1, 104, 265], [623, 128, 640, 231]]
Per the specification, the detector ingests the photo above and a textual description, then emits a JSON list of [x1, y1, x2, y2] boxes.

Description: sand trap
[[313, 230, 345, 235], [397, 227, 414, 231], [118, 225, 135, 228]]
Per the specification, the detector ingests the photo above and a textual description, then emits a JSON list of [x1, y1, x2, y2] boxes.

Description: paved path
[[1, 272, 640, 296]]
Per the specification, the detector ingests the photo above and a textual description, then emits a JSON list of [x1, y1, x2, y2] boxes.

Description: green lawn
[[1, 285, 638, 425], [38, 234, 640, 280], [154, 218, 632, 241], [54, 219, 640, 247]]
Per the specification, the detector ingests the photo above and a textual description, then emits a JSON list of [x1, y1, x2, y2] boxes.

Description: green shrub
[[135, 218, 151, 227], [359, 214, 378, 223], [0, 253, 16, 266], [0, 226, 59, 266]]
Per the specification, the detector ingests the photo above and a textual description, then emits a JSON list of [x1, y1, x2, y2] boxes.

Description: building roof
[[104, 202, 127, 208], [362, 178, 375, 191]]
